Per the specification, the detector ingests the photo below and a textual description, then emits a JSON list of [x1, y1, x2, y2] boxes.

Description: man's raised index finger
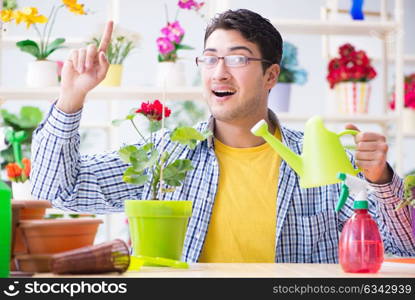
[[98, 21, 114, 52]]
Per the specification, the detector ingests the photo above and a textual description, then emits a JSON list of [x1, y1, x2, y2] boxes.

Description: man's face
[[201, 29, 277, 123]]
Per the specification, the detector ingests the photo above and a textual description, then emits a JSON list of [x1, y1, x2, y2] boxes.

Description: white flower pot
[[12, 181, 35, 200], [26, 60, 59, 88], [268, 83, 292, 112], [334, 82, 371, 114], [156, 61, 186, 88], [403, 108, 415, 135]]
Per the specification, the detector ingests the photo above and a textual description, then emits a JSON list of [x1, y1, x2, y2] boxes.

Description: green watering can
[[251, 115, 360, 188]]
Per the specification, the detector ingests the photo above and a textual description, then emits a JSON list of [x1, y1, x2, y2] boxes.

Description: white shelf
[[278, 113, 395, 124], [1, 36, 85, 48], [270, 19, 397, 36], [0, 86, 204, 101]]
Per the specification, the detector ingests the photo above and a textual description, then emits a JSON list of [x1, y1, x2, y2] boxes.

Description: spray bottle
[[0, 129, 12, 278], [335, 172, 384, 273]]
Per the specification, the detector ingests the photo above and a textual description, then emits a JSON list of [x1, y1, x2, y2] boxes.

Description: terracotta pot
[[19, 218, 102, 254], [15, 254, 52, 273], [12, 200, 52, 257]]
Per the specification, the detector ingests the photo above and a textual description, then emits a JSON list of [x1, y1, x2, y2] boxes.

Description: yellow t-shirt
[[198, 128, 281, 262]]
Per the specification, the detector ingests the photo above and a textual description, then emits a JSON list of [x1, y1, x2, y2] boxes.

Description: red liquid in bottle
[[338, 209, 384, 273]]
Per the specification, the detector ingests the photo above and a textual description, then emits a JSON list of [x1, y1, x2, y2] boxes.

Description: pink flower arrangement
[[156, 1, 204, 62], [389, 73, 415, 110]]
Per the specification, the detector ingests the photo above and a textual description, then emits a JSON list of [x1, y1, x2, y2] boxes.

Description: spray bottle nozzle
[[335, 172, 372, 213]]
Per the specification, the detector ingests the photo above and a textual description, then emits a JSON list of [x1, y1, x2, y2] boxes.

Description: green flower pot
[[125, 200, 192, 264]]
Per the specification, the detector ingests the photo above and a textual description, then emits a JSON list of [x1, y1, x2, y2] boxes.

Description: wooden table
[[35, 262, 415, 278]]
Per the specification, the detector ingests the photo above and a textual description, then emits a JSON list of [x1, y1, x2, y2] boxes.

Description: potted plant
[[155, 1, 205, 87], [87, 26, 140, 87], [112, 99, 210, 262], [268, 41, 307, 112], [396, 174, 415, 238], [0, 0, 89, 87], [389, 73, 415, 134], [327, 43, 377, 114], [0, 106, 43, 170]]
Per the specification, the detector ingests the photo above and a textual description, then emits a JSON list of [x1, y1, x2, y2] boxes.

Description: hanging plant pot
[[100, 64, 123, 87], [26, 60, 59, 88], [155, 61, 186, 87], [268, 83, 292, 112], [335, 82, 371, 114], [125, 200, 192, 265]]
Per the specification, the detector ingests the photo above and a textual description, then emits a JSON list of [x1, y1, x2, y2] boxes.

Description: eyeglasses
[[195, 55, 274, 68]]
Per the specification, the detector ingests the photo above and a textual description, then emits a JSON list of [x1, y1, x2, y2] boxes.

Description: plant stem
[[129, 119, 147, 144], [174, 6, 180, 21], [45, 5, 63, 58], [164, 3, 169, 22], [33, 24, 43, 59], [163, 142, 179, 166], [42, 5, 56, 55]]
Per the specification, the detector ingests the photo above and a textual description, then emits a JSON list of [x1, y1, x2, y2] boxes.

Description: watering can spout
[[251, 120, 303, 176]]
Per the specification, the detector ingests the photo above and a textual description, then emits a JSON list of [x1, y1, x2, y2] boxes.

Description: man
[[31, 9, 415, 263]]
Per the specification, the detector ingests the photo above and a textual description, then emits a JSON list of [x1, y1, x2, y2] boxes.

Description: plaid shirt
[[31, 104, 415, 263]]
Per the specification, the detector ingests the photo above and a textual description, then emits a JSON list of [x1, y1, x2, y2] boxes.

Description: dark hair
[[204, 9, 283, 72]]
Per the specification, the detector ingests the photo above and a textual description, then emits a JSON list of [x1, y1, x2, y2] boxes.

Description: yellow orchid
[[10, 1, 90, 60], [15, 7, 48, 29], [62, 0, 86, 15], [0, 9, 15, 23]]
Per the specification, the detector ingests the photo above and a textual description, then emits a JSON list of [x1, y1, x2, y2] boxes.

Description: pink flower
[[157, 37, 174, 55], [161, 21, 184, 43], [178, 0, 198, 9], [389, 74, 415, 110]]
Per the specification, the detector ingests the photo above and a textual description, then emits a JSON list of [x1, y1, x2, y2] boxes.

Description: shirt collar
[[206, 109, 282, 149]]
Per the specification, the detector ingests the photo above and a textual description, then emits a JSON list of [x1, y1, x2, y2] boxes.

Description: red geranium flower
[[136, 99, 171, 121], [327, 43, 376, 89], [6, 157, 31, 182], [22, 158, 31, 177], [6, 163, 22, 179]]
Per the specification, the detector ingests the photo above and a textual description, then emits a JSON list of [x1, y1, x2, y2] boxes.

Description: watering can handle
[[337, 129, 359, 150], [337, 129, 362, 173], [337, 129, 359, 138]]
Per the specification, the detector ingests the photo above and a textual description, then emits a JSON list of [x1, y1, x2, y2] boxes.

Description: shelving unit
[[0, 0, 411, 240], [0, 86, 204, 101], [0, 1, 408, 167]]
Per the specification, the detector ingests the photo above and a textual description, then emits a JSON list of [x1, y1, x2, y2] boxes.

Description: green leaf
[[20, 107, 43, 127], [118, 145, 138, 164], [44, 38, 66, 58], [170, 127, 211, 149], [176, 44, 194, 50], [130, 147, 159, 172], [163, 159, 193, 187], [141, 143, 154, 152], [1, 106, 43, 129], [16, 40, 41, 59], [123, 166, 148, 185]]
